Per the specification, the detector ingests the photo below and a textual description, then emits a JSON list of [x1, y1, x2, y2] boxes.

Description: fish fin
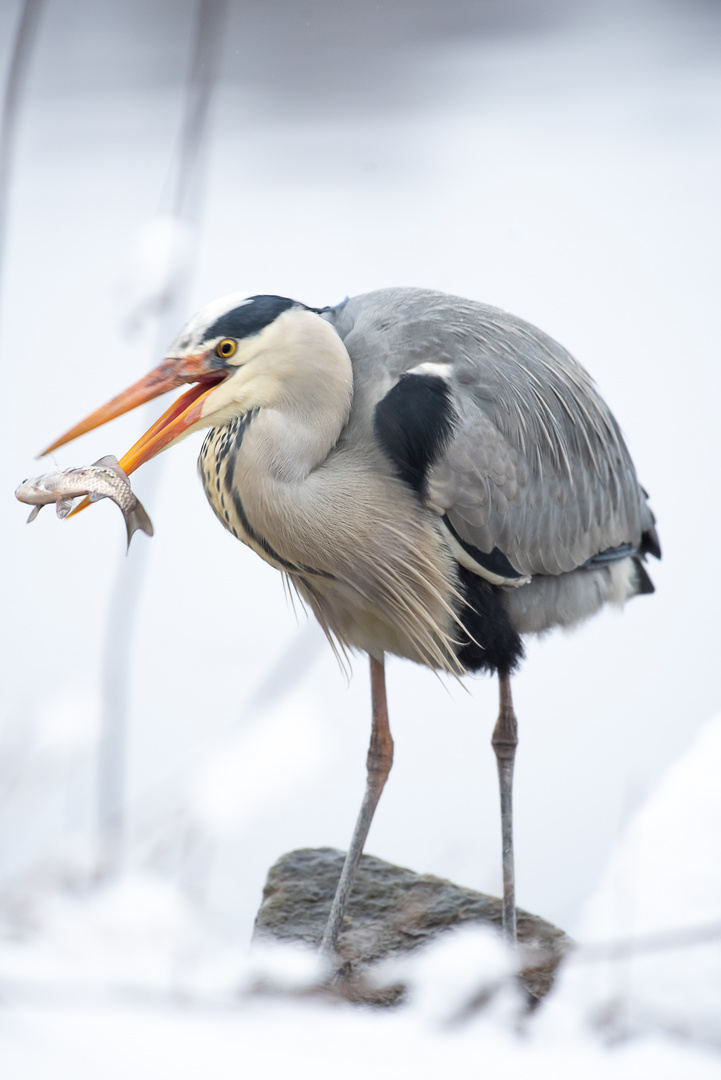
[[124, 497, 154, 551], [88, 492, 105, 502], [93, 454, 130, 483], [26, 505, 42, 523], [56, 498, 74, 519]]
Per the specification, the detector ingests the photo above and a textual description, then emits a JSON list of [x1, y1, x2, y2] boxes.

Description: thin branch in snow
[[0, 0, 45, 329], [97, 0, 230, 880]]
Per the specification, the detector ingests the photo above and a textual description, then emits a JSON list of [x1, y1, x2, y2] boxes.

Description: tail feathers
[[124, 498, 154, 551], [633, 556, 655, 596], [640, 522, 662, 561]]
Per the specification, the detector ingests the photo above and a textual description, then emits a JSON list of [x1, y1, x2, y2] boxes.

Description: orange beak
[[40, 352, 228, 515]]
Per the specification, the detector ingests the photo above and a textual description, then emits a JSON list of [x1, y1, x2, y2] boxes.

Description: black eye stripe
[[204, 295, 297, 342]]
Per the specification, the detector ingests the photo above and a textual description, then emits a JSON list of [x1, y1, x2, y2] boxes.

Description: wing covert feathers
[[332, 289, 657, 579]]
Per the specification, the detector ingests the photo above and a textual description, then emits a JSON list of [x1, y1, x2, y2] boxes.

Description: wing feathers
[[338, 289, 658, 580]]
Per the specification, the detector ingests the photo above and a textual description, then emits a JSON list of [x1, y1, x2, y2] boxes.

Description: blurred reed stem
[[97, 0, 230, 879]]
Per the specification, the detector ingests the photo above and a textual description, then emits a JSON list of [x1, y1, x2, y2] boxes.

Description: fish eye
[[216, 338, 237, 359]]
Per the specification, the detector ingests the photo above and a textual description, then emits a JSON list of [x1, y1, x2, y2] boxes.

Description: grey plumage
[[327, 289, 656, 648], [327, 288, 656, 579], [188, 289, 658, 674], [41, 285, 660, 949]]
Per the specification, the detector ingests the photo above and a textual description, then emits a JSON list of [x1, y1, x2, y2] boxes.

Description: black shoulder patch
[[374, 374, 456, 495], [204, 295, 298, 342]]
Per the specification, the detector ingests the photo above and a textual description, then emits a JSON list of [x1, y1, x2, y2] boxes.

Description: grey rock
[[253, 847, 571, 1005]]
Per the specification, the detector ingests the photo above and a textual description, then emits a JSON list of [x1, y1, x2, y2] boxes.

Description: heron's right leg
[[492, 670, 518, 945], [320, 653, 393, 958]]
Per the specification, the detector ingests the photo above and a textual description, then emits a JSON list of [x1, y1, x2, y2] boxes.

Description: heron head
[[40, 293, 347, 476]]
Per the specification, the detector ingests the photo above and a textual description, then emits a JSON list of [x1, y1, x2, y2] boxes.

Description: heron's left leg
[[320, 653, 393, 957], [492, 670, 518, 945]]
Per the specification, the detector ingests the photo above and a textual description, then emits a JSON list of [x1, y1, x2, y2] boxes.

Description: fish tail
[[124, 498, 154, 551]]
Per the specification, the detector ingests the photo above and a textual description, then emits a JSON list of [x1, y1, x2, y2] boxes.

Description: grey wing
[[330, 288, 656, 578], [431, 378, 647, 579]]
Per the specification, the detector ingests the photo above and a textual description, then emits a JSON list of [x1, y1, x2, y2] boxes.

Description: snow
[[120, 216, 193, 335], [377, 923, 517, 1024], [2, 714, 721, 1076], [1, 0, 720, 1074], [192, 692, 333, 833], [548, 715, 721, 1047], [36, 690, 101, 756]]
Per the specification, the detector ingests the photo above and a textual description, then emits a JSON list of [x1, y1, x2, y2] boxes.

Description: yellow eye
[[216, 338, 237, 359]]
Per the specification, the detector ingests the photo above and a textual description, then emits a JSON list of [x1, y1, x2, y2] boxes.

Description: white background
[[0, 0, 719, 949]]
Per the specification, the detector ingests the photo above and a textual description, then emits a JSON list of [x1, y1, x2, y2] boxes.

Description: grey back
[[327, 288, 654, 577]]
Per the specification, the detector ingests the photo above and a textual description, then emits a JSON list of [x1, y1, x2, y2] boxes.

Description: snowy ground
[[1, 0, 720, 1073], [2, 713, 720, 1077]]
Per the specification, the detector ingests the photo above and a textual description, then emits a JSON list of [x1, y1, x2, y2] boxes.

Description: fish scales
[[15, 455, 153, 549]]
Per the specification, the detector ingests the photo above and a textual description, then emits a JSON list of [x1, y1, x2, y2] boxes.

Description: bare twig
[[97, 0, 229, 878], [574, 920, 721, 962], [520, 919, 721, 974], [0, 0, 45, 326]]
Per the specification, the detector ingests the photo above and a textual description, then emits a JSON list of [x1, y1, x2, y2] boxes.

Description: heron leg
[[492, 670, 518, 945], [320, 653, 394, 957]]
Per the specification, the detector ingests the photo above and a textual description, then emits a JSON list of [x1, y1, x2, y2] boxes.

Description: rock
[[253, 848, 571, 1005]]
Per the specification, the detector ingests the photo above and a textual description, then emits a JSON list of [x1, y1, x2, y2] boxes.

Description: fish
[[15, 455, 154, 549]]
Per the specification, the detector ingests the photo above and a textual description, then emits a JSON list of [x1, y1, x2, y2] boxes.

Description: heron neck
[[241, 336, 354, 483], [244, 409, 335, 482]]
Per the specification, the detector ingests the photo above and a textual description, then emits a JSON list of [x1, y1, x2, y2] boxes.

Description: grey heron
[[42, 287, 660, 950]]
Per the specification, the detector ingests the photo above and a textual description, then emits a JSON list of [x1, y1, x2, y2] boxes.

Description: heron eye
[[216, 338, 237, 359]]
